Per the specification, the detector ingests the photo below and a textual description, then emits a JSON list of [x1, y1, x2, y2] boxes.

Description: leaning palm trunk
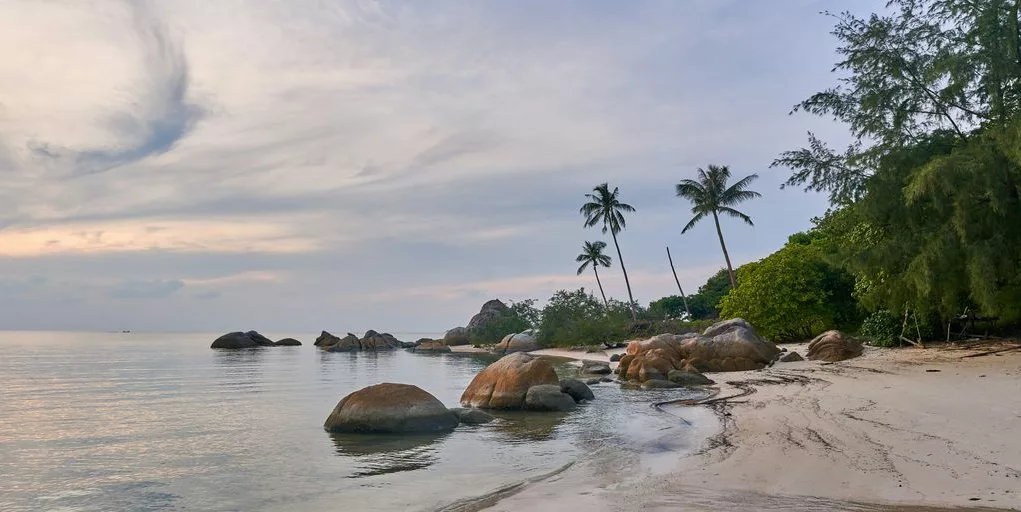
[[610, 230, 637, 320], [592, 266, 608, 306], [712, 211, 737, 289]]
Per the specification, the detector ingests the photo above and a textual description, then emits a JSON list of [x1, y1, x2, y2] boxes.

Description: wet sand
[[473, 341, 1021, 511]]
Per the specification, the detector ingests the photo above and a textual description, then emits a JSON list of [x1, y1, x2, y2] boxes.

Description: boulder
[[559, 378, 594, 402], [524, 385, 577, 411], [245, 330, 276, 347], [450, 407, 494, 425], [414, 341, 452, 353], [323, 383, 458, 434], [314, 331, 339, 346], [585, 378, 601, 385], [615, 318, 780, 382], [667, 369, 714, 386], [779, 351, 805, 362], [580, 360, 611, 375], [466, 299, 509, 333], [641, 379, 683, 389], [806, 330, 862, 362], [494, 332, 539, 354], [275, 338, 302, 346], [211, 331, 261, 349], [359, 330, 403, 350], [325, 333, 361, 352], [460, 352, 560, 409], [444, 327, 471, 346], [609, 353, 622, 362]]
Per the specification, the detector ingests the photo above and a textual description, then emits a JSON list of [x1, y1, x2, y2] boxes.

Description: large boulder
[[275, 338, 302, 346], [467, 299, 509, 332], [323, 383, 458, 434], [460, 352, 560, 409], [559, 378, 594, 402], [211, 331, 260, 349], [806, 330, 863, 362], [443, 327, 471, 346], [524, 385, 577, 412], [359, 330, 403, 350], [322, 332, 361, 352], [318, 330, 403, 352], [494, 332, 539, 354], [245, 331, 276, 347], [414, 341, 452, 353], [617, 318, 780, 382]]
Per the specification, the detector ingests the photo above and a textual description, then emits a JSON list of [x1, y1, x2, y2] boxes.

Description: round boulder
[[275, 338, 302, 346], [559, 378, 594, 402], [211, 331, 260, 349], [323, 383, 458, 434], [495, 332, 539, 354], [460, 352, 560, 409], [806, 330, 863, 362], [444, 327, 471, 346], [524, 385, 577, 411]]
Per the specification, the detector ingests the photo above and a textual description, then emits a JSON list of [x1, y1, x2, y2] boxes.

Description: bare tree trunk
[[666, 246, 690, 316], [593, 265, 608, 306], [610, 229, 637, 320], [712, 211, 737, 289]]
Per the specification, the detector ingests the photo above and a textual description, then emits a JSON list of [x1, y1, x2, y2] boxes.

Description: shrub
[[469, 299, 539, 343], [536, 289, 632, 347], [859, 310, 901, 347], [720, 243, 860, 341]]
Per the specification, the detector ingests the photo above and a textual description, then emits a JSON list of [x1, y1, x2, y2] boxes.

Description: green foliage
[[653, 318, 715, 336], [469, 300, 539, 344], [719, 242, 859, 341], [685, 269, 732, 319], [648, 295, 688, 321], [536, 289, 633, 347], [859, 310, 901, 347]]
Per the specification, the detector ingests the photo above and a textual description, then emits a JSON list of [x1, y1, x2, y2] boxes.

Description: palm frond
[[718, 206, 754, 226], [681, 211, 708, 233]]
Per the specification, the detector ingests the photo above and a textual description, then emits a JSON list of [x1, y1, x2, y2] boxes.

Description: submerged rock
[[580, 360, 612, 375], [524, 385, 577, 411], [806, 330, 862, 362], [275, 337, 302, 346], [460, 352, 560, 410], [323, 383, 458, 434], [641, 379, 683, 389], [559, 378, 595, 402], [450, 407, 494, 425]]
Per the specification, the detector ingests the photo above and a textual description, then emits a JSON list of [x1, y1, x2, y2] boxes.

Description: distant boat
[[121, 330, 131, 333]]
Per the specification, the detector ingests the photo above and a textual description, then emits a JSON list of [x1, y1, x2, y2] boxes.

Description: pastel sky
[[0, 0, 881, 332]]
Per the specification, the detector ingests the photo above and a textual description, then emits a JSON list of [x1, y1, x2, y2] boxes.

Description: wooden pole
[[666, 246, 691, 317]]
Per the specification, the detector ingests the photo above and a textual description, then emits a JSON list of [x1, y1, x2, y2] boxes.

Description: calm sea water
[[0, 331, 705, 512]]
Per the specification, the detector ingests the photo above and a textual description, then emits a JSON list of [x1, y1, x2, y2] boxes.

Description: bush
[[469, 299, 539, 343], [536, 289, 632, 347], [720, 243, 860, 341], [653, 318, 715, 335], [859, 310, 901, 347]]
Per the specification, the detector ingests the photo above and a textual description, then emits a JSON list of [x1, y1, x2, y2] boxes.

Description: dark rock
[[359, 330, 403, 350], [414, 341, 452, 353], [443, 327, 471, 346], [641, 379, 683, 389], [585, 378, 601, 385], [323, 383, 458, 434], [211, 332, 260, 349], [667, 369, 714, 386], [524, 385, 577, 411], [609, 353, 622, 362], [401, 341, 417, 349], [466, 299, 509, 333], [314, 331, 339, 346], [245, 330, 276, 347], [450, 407, 494, 425], [580, 360, 611, 375], [325, 333, 361, 352], [559, 378, 594, 402], [600, 377, 614, 383], [275, 338, 302, 346], [779, 351, 805, 362]]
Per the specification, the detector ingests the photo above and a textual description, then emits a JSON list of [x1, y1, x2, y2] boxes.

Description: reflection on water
[[329, 432, 448, 477], [486, 410, 571, 442]]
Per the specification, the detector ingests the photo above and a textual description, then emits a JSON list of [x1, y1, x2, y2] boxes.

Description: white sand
[[480, 342, 1021, 511]]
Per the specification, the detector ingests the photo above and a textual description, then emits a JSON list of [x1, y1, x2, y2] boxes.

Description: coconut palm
[[676, 164, 761, 290], [576, 241, 612, 306], [580, 183, 637, 319]]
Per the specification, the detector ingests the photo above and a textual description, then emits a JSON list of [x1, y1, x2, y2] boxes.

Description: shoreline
[[472, 341, 1021, 511]]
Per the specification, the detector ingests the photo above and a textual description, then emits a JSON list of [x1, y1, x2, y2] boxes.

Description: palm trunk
[[593, 266, 608, 306], [712, 211, 737, 289], [666, 246, 690, 316], [610, 230, 637, 320]]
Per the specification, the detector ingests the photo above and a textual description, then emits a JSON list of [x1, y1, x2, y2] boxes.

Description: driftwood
[[961, 344, 1021, 359]]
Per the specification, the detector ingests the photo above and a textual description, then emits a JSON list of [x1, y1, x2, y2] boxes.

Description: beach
[[480, 342, 1021, 511]]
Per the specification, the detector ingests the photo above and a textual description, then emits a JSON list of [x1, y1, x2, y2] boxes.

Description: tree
[[536, 289, 633, 347], [575, 241, 612, 306], [676, 165, 761, 289], [580, 183, 638, 319], [686, 268, 734, 319]]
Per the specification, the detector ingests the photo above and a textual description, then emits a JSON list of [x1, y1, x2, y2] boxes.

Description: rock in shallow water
[[324, 383, 458, 434], [460, 352, 560, 409], [275, 338, 302, 346], [211, 331, 276, 349], [414, 341, 451, 353], [667, 369, 714, 386], [524, 385, 577, 411], [641, 379, 683, 389], [559, 378, 594, 402], [580, 360, 611, 375], [450, 407, 494, 425]]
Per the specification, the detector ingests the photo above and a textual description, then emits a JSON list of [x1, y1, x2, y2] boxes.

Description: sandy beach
[[476, 342, 1021, 511]]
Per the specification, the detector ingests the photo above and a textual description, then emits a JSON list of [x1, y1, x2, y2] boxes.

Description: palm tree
[[576, 241, 612, 306], [676, 164, 761, 290], [580, 183, 637, 319]]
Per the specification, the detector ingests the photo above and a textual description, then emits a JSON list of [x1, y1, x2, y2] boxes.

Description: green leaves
[[676, 164, 760, 232]]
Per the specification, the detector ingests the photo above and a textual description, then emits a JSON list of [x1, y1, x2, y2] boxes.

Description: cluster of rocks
[[615, 318, 778, 387], [314, 330, 407, 352], [323, 383, 492, 434], [459, 352, 591, 411], [210, 331, 303, 349]]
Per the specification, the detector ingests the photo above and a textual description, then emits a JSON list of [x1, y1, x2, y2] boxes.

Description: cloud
[[109, 278, 185, 299], [193, 290, 221, 300]]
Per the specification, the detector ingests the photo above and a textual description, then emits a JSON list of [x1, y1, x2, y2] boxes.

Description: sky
[[0, 0, 884, 333]]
